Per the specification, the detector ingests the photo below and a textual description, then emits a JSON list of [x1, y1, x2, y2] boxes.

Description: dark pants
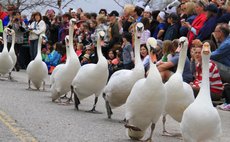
[[123, 62, 134, 70], [214, 61, 230, 83], [223, 84, 230, 104], [29, 39, 38, 60]]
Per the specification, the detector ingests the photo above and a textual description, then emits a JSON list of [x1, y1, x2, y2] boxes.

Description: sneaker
[[217, 103, 230, 111], [223, 104, 230, 111], [216, 103, 226, 109]]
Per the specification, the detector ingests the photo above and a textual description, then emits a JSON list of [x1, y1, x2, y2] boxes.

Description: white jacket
[[29, 20, 46, 40]]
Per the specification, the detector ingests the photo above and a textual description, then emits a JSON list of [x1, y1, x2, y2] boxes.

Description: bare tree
[[113, 0, 150, 8], [112, 0, 173, 10], [0, 0, 75, 13]]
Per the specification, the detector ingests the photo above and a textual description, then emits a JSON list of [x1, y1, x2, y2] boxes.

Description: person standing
[[28, 12, 46, 60], [121, 32, 134, 70], [182, 0, 207, 48], [0, 3, 7, 21], [7, 11, 26, 71]]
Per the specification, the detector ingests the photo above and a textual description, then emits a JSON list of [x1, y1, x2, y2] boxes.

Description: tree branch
[[113, 0, 124, 9], [62, 0, 75, 9]]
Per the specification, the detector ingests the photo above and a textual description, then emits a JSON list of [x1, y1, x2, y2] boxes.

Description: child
[[153, 11, 167, 40], [157, 40, 174, 65], [45, 42, 62, 74]]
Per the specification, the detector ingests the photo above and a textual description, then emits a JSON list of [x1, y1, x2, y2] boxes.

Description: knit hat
[[156, 39, 163, 49], [71, 9, 76, 13], [158, 11, 166, 21], [144, 5, 152, 13], [108, 10, 119, 17], [205, 4, 218, 13]]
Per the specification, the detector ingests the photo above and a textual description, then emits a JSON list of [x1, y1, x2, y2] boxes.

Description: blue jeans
[[29, 39, 38, 60], [214, 61, 230, 83]]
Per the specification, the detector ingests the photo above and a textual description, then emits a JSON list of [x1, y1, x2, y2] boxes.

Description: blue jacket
[[217, 13, 230, 24], [3, 16, 10, 27], [211, 36, 230, 67], [45, 50, 61, 67], [197, 16, 217, 41]]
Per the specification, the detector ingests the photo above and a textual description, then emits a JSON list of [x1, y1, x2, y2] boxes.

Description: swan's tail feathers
[[71, 85, 80, 110]]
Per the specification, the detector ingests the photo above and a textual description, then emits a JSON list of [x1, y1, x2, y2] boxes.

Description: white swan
[[26, 34, 48, 90], [180, 42, 222, 142], [51, 18, 81, 102], [163, 37, 194, 136], [8, 29, 16, 80], [71, 31, 108, 113], [103, 22, 145, 118], [0, 28, 13, 76], [125, 37, 167, 141]]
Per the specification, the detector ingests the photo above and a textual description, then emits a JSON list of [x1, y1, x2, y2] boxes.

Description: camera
[[14, 18, 19, 22]]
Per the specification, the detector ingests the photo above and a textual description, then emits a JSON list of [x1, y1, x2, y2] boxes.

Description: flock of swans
[[0, 18, 222, 142]]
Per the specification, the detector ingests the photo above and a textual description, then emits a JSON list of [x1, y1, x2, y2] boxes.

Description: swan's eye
[[137, 26, 143, 32], [179, 40, 185, 46]]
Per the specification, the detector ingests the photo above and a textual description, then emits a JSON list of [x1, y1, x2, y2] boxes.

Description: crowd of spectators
[[0, 0, 230, 110]]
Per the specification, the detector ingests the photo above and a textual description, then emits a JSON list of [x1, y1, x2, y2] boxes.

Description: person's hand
[[182, 21, 191, 29], [46, 49, 50, 54]]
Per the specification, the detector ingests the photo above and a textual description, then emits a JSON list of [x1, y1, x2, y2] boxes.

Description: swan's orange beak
[[202, 42, 210, 55]]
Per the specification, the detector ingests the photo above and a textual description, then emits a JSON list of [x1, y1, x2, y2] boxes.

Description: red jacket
[[187, 13, 207, 47], [0, 11, 7, 21]]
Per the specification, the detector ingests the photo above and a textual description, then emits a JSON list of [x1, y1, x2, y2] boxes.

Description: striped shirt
[[193, 60, 223, 94]]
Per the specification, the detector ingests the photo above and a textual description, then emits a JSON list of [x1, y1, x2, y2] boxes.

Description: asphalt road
[[0, 70, 229, 142]]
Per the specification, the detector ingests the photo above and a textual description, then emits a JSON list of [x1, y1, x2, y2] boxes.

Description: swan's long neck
[[176, 45, 187, 74], [97, 38, 106, 64], [35, 36, 42, 60], [69, 24, 75, 54], [196, 54, 212, 104], [10, 34, 15, 53], [3, 30, 8, 52], [147, 54, 157, 79], [134, 36, 142, 70]]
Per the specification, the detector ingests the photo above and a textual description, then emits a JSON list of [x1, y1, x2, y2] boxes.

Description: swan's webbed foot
[[60, 94, 68, 100], [8, 73, 17, 82], [65, 97, 73, 104], [86, 108, 102, 114], [119, 118, 126, 123], [85, 96, 102, 114], [141, 138, 152, 142], [52, 97, 62, 103], [26, 80, 32, 90], [9, 77, 17, 82], [162, 131, 181, 137], [124, 124, 142, 131]]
